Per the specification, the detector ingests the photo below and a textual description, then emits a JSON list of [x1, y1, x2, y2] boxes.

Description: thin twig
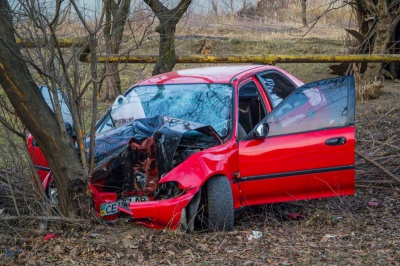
[[357, 180, 398, 184], [377, 107, 399, 121], [0, 195, 36, 200], [4, 166, 20, 217], [0, 221, 24, 239], [0, 215, 86, 223], [357, 139, 400, 151], [356, 150, 400, 183], [356, 184, 396, 190]]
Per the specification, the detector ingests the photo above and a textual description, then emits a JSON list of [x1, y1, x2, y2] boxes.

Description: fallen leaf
[[70, 247, 77, 257], [122, 238, 138, 249], [54, 245, 63, 253], [320, 234, 336, 243], [166, 250, 175, 256], [182, 249, 192, 255]]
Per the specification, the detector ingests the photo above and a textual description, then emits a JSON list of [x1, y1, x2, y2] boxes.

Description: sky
[[77, 0, 258, 13], [8, 0, 259, 21]]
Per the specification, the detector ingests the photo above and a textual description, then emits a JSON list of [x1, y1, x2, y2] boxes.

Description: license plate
[[100, 196, 148, 216]]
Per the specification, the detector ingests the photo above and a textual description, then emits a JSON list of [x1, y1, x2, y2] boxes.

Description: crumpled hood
[[89, 115, 221, 194]]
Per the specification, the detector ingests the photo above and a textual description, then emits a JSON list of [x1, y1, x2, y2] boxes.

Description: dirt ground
[[1, 80, 399, 266]]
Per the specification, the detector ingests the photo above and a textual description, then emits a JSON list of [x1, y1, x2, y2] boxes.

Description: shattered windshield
[[103, 84, 233, 137]]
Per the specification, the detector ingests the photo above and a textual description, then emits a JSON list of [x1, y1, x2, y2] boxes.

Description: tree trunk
[[153, 19, 178, 75], [211, 0, 219, 17], [101, 0, 130, 101], [363, 0, 393, 80], [353, 1, 369, 35], [104, 62, 121, 100], [0, 0, 91, 219], [301, 0, 307, 27], [144, 0, 192, 75], [351, 0, 400, 80], [389, 23, 400, 79]]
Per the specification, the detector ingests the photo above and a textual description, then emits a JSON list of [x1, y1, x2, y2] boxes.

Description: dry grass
[[356, 79, 384, 101]]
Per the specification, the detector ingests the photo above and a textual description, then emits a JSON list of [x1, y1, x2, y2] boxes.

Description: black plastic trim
[[240, 165, 355, 182], [347, 75, 356, 124], [34, 165, 51, 172]]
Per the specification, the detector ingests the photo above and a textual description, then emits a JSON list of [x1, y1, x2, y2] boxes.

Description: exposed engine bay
[[90, 116, 221, 199]]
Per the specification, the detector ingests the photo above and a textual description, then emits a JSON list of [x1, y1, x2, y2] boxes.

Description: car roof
[[136, 65, 281, 85]]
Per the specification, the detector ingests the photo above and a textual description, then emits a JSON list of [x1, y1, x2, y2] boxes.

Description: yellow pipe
[[16, 39, 400, 64], [80, 54, 400, 64]]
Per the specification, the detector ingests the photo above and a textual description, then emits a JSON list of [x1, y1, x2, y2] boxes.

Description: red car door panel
[[308, 126, 355, 198], [239, 76, 355, 207]]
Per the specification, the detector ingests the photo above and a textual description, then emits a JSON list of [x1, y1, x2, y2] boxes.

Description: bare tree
[[351, 0, 400, 79], [211, 0, 219, 18], [143, 0, 192, 75], [0, 0, 161, 222], [102, 0, 131, 101], [69, 0, 105, 174], [301, 0, 307, 26], [0, 0, 92, 218]]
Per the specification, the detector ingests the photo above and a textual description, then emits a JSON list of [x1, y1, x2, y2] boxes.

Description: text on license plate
[[100, 196, 148, 216]]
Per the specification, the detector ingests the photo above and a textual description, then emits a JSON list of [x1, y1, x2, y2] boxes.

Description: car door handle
[[325, 137, 346, 146]]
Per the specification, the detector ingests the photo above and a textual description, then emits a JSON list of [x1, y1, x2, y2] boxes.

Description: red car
[[28, 65, 355, 231]]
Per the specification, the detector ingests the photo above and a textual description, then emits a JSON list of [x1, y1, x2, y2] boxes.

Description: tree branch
[[0, 215, 86, 224], [356, 150, 400, 183], [48, 0, 62, 27], [0, 116, 24, 138], [172, 0, 192, 20], [143, 0, 168, 18]]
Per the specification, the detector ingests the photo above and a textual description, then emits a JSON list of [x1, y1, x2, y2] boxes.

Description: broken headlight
[[154, 182, 183, 200]]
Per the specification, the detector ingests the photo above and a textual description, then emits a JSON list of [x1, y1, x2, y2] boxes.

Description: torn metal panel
[[90, 116, 221, 196]]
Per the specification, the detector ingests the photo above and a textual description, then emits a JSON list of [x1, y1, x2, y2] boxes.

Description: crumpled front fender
[[118, 187, 200, 230]]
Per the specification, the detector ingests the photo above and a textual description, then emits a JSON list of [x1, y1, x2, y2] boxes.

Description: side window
[[257, 72, 297, 107], [238, 81, 267, 135], [264, 76, 354, 137]]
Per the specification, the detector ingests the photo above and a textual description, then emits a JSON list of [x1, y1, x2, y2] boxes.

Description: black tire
[[47, 180, 58, 206], [40, 179, 57, 230], [207, 175, 234, 231]]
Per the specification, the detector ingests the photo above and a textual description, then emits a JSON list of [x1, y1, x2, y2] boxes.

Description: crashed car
[[28, 65, 355, 231]]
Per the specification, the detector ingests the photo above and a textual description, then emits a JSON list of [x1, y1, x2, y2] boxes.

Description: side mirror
[[254, 123, 269, 138]]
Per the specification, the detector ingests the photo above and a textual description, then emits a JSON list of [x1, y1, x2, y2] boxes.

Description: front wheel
[[207, 175, 234, 231]]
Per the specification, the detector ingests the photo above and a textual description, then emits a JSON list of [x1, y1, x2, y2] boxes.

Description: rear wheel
[[206, 175, 234, 231], [40, 178, 58, 230], [47, 180, 58, 206]]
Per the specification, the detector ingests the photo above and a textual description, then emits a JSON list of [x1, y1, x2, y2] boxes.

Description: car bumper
[[118, 187, 200, 230]]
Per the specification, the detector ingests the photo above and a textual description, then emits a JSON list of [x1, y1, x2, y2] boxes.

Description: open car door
[[238, 76, 355, 206]]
